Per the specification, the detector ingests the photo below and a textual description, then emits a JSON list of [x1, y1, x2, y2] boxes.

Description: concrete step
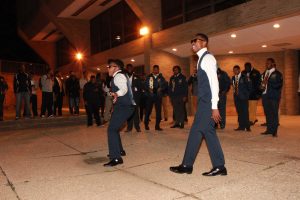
[[0, 115, 87, 132]]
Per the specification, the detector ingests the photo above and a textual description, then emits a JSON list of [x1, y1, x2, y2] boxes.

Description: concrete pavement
[[0, 116, 299, 200]]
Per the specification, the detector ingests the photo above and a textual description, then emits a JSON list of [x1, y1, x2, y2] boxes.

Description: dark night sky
[[0, 0, 45, 64]]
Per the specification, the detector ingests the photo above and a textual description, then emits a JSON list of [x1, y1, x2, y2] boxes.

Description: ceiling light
[[262, 44, 267, 48], [228, 51, 234, 54], [97, 68, 100, 71], [172, 48, 177, 51], [231, 34, 237, 38], [115, 35, 121, 40], [139, 26, 149, 36], [273, 23, 280, 29], [75, 52, 83, 61], [131, 59, 135, 62]]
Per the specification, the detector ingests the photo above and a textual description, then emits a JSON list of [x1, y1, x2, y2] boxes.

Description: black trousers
[[0, 94, 4, 119], [108, 104, 134, 159], [139, 95, 147, 121], [41, 92, 53, 116], [86, 102, 101, 126], [171, 97, 185, 125], [218, 95, 227, 128], [54, 93, 63, 116], [144, 95, 162, 128], [30, 94, 38, 116], [262, 95, 280, 135], [182, 99, 225, 167], [127, 105, 140, 131], [234, 96, 250, 129]]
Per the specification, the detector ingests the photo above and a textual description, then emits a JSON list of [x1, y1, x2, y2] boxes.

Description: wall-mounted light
[[115, 35, 121, 40], [139, 26, 149, 36], [75, 52, 83, 61]]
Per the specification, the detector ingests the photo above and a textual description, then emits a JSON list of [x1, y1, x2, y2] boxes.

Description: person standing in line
[[216, 67, 231, 129], [0, 75, 8, 121], [29, 71, 38, 117], [144, 65, 167, 131], [14, 64, 32, 120], [169, 65, 188, 129], [104, 59, 135, 167], [40, 68, 54, 118], [260, 58, 283, 137], [53, 71, 64, 117], [188, 67, 198, 111], [232, 65, 252, 132], [83, 75, 102, 127], [170, 33, 227, 176], [242, 62, 261, 126], [125, 64, 142, 133], [65, 71, 80, 115]]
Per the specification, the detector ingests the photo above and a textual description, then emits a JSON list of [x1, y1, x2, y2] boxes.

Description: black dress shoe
[[155, 127, 163, 131], [107, 150, 126, 158], [261, 131, 272, 135], [145, 126, 149, 130], [179, 123, 184, 129], [171, 124, 180, 128], [103, 158, 123, 167], [170, 164, 193, 174], [202, 167, 227, 176], [246, 127, 251, 132]]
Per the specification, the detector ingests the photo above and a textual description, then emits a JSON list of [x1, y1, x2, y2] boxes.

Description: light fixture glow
[[262, 44, 267, 48], [115, 35, 121, 40], [139, 26, 149, 36], [131, 59, 135, 62], [273, 23, 280, 29], [231, 33, 237, 38], [172, 48, 177, 52], [228, 51, 234, 54], [97, 68, 100, 71], [75, 52, 83, 61], [66, 75, 69, 78]]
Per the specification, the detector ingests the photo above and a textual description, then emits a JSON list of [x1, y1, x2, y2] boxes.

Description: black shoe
[[145, 126, 149, 130], [170, 164, 193, 174], [202, 167, 227, 176], [179, 123, 184, 129], [155, 127, 163, 131], [107, 150, 126, 158], [246, 127, 251, 132], [272, 133, 278, 137], [103, 158, 123, 167], [171, 124, 180, 128], [249, 121, 254, 126], [234, 127, 244, 131], [261, 131, 272, 135]]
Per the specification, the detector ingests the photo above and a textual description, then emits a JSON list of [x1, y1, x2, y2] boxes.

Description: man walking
[[104, 59, 135, 167], [170, 33, 227, 176]]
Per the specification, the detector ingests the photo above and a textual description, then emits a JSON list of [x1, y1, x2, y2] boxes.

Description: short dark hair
[[90, 75, 96, 79], [153, 65, 159, 69], [126, 63, 133, 68], [195, 33, 209, 43], [108, 59, 124, 70], [244, 62, 252, 68], [173, 65, 181, 73], [233, 65, 240, 70], [267, 58, 275, 64]]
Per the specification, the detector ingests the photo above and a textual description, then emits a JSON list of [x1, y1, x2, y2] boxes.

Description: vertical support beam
[[283, 49, 299, 115], [143, 34, 152, 75]]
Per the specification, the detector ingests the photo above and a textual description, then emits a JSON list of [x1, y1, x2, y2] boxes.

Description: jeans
[[69, 97, 79, 114], [16, 92, 31, 118]]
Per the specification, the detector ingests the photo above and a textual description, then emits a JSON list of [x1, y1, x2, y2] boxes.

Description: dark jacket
[[261, 70, 283, 100], [169, 73, 188, 98], [242, 68, 261, 100], [218, 69, 231, 96], [144, 73, 167, 98], [232, 74, 252, 100], [13, 72, 31, 93], [188, 74, 198, 96], [53, 77, 64, 96], [0, 76, 8, 95], [65, 76, 80, 98], [127, 73, 142, 105], [83, 81, 100, 105]]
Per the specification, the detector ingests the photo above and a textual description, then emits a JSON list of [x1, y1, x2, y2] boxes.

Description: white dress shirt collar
[[196, 47, 208, 59], [113, 70, 122, 77]]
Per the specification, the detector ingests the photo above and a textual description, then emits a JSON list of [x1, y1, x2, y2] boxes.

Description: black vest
[[197, 51, 212, 103], [111, 72, 135, 106]]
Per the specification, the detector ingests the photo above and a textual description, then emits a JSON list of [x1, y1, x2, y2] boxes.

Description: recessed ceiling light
[[97, 67, 100, 71], [228, 51, 234, 54], [172, 48, 177, 51], [273, 23, 280, 29], [231, 34, 237, 38], [131, 59, 135, 62], [115, 35, 121, 40], [262, 44, 267, 48]]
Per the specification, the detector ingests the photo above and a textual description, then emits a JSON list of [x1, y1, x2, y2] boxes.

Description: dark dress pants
[[31, 94, 38, 116], [144, 95, 162, 128], [108, 104, 134, 159], [86, 102, 101, 125], [54, 93, 63, 116], [234, 96, 250, 129], [182, 99, 225, 168], [171, 97, 185, 125], [262, 95, 279, 135], [127, 105, 140, 131], [41, 92, 53, 116], [218, 95, 227, 128]]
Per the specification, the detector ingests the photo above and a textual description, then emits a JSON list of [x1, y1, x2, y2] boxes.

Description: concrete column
[[283, 49, 299, 115], [143, 34, 152, 75]]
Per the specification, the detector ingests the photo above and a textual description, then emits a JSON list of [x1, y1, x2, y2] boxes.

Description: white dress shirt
[[196, 47, 219, 109], [263, 67, 275, 94], [113, 70, 128, 97]]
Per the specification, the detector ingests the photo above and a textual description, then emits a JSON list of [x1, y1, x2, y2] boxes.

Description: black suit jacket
[[128, 73, 142, 105], [232, 74, 252, 100], [242, 68, 261, 100]]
